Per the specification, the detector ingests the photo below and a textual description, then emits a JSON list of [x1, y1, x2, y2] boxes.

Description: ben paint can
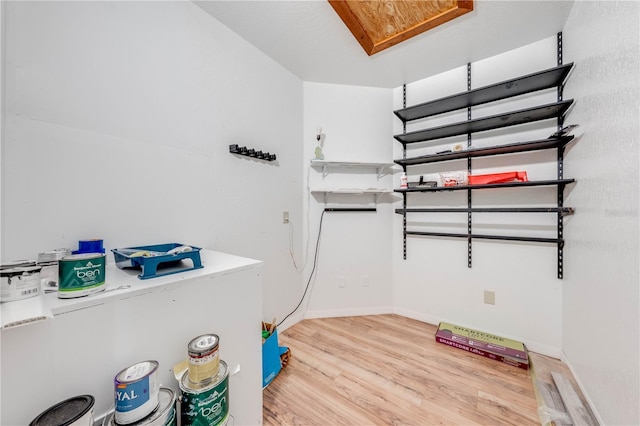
[[114, 360, 160, 425], [103, 388, 176, 426], [30, 395, 95, 426], [179, 359, 229, 426], [1, 265, 42, 302], [58, 253, 106, 298], [187, 334, 220, 383]]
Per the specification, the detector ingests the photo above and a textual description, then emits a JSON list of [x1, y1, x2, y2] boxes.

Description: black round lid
[[30, 395, 94, 426]]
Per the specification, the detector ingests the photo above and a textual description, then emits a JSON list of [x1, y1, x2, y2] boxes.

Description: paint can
[[58, 253, 106, 298], [187, 334, 220, 383], [29, 395, 95, 426], [38, 248, 72, 288], [1, 264, 42, 302], [114, 360, 160, 425], [179, 359, 229, 426], [103, 388, 176, 426], [38, 248, 72, 264]]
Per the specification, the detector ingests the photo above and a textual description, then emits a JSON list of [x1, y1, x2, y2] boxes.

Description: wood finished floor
[[263, 315, 540, 426]]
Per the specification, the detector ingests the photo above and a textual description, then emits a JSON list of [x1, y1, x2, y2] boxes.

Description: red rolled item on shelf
[[468, 171, 528, 185]]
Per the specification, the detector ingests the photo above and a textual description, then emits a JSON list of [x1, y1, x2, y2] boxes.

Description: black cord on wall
[[277, 208, 377, 327], [278, 210, 326, 327]]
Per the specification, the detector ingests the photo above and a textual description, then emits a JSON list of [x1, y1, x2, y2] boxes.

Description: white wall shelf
[[310, 160, 396, 179], [309, 160, 395, 204], [310, 188, 392, 204]]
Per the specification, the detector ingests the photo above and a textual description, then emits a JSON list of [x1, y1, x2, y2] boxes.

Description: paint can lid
[[115, 360, 159, 384], [188, 334, 219, 356], [30, 395, 95, 426], [0, 265, 42, 277], [1, 259, 36, 270], [62, 253, 105, 261]]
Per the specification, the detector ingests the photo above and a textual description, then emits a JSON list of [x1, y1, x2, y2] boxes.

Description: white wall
[[299, 82, 394, 321], [562, 2, 639, 424], [1, 1, 303, 328], [392, 37, 566, 356], [0, 1, 5, 421]]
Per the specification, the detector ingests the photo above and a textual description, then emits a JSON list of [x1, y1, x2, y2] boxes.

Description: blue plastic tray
[[111, 243, 203, 280]]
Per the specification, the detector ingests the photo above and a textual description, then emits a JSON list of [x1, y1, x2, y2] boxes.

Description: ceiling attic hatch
[[329, 0, 474, 55]]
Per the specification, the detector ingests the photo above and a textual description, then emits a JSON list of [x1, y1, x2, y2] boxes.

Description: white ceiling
[[195, 0, 575, 89]]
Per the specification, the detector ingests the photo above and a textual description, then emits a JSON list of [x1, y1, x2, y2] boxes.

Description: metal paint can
[[38, 248, 72, 288], [38, 248, 72, 264], [187, 334, 220, 383], [103, 388, 176, 426], [179, 359, 229, 426], [0, 265, 42, 302], [30, 395, 95, 426], [58, 253, 106, 298], [114, 361, 160, 425]]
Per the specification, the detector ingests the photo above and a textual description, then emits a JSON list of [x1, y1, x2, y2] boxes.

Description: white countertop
[[1, 249, 262, 329]]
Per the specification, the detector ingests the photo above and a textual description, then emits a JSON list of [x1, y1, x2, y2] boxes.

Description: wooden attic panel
[[329, 0, 474, 55]]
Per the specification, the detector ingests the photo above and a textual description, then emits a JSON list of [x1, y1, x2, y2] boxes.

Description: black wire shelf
[[405, 231, 563, 245], [394, 63, 574, 122], [395, 179, 575, 193], [395, 136, 574, 166], [396, 207, 574, 215]]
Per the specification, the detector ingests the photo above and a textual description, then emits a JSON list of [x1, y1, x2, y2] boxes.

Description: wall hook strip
[[229, 144, 276, 161]]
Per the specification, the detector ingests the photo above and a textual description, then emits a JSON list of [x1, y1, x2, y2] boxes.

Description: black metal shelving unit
[[394, 100, 573, 144], [394, 34, 576, 279]]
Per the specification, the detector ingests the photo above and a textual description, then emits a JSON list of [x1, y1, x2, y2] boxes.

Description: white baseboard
[[392, 306, 442, 326], [277, 312, 305, 333], [304, 305, 393, 320], [559, 349, 604, 425]]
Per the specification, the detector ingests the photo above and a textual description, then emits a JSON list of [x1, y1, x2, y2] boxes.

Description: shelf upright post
[[402, 84, 408, 260], [557, 31, 565, 279], [467, 63, 473, 268]]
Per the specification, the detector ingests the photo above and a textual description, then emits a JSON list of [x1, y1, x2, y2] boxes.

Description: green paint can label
[[58, 254, 106, 298], [179, 360, 229, 426]]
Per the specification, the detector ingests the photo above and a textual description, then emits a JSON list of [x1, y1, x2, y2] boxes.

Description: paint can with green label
[[179, 359, 229, 426], [58, 253, 106, 298]]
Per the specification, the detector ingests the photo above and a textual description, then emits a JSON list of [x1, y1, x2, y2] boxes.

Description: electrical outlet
[[484, 290, 496, 305], [283, 211, 289, 224], [338, 276, 345, 288], [361, 275, 369, 287]]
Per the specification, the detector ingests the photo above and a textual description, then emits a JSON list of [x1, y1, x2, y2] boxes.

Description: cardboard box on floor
[[435, 322, 529, 369]]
